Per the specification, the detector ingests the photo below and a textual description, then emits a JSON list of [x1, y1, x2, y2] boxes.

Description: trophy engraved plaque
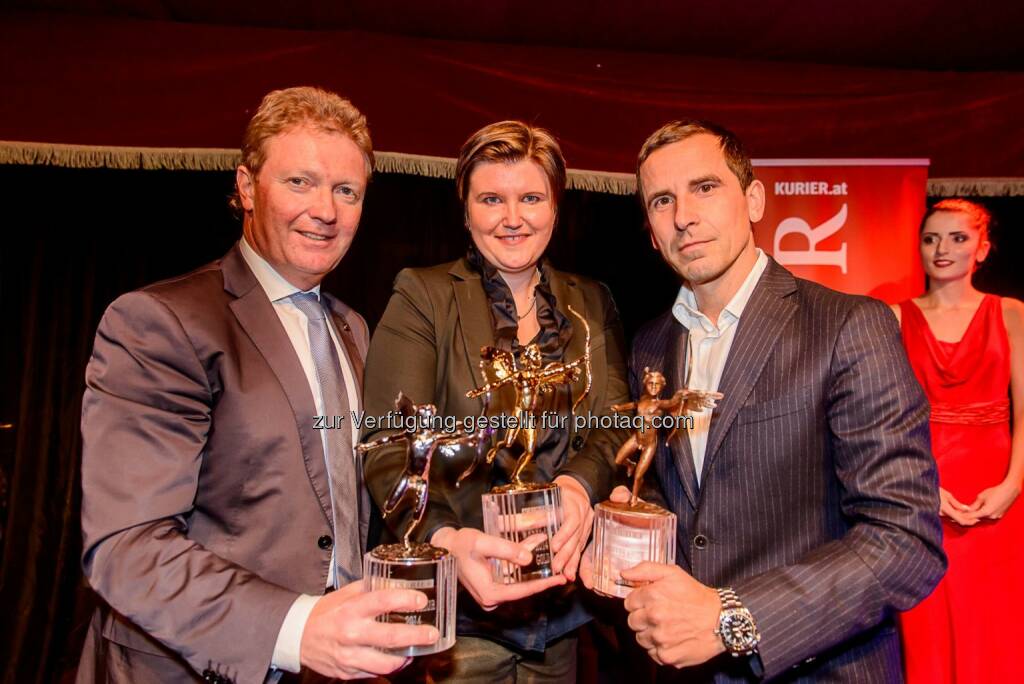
[[363, 542, 454, 656], [592, 368, 722, 598], [358, 393, 489, 655], [592, 499, 676, 599], [465, 306, 592, 584], [481, 484, 563, 582]]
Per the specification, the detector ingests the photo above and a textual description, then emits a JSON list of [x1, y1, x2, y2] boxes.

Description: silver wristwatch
[[714, 587, 761, 657]]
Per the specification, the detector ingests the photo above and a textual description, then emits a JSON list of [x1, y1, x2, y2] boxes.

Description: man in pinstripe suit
[[562, 121, 945, 681]]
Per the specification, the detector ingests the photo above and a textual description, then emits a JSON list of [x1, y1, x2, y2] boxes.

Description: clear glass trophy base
[[363, 542, 457, 656], [481, 483, 563, 584], [592, 500, 676, 599]]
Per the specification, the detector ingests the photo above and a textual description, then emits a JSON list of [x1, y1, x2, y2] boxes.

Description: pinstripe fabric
[[628, 260, 944, 683]]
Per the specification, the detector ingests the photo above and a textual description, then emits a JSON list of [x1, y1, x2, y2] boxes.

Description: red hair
[[921, 199, 992, 242]]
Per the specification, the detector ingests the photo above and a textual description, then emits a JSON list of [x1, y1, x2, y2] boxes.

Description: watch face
[[721, 611, 758, 651]]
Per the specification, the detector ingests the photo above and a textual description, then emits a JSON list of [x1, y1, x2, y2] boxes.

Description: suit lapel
[[549, 269, 587, 360], [549, 269, 590, 404], [222, 246, 334, 529], [700, 260, 798, 484], [325, 306, 364, 393], [666, 316, 699, 509], [449, 259, 495, 391]]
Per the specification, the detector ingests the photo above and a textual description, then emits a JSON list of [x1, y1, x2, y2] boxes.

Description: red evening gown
[[898, 294, 1024, 683]]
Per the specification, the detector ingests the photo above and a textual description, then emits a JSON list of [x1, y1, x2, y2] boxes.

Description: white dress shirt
[[239, 237, 361, 675], [672, 249, 768, 484]]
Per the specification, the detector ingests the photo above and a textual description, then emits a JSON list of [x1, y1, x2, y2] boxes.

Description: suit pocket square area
[[736, 387, 814, 425]]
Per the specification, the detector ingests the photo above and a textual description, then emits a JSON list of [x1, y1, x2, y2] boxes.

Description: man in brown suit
[[77, 87, 438, 683]]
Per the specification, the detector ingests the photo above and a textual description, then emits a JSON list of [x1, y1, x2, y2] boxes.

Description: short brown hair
[[230, 86, 373, 213], [921, 198, 992, 241], [455, 121, 566, 209], [636, 120, 754, 197]]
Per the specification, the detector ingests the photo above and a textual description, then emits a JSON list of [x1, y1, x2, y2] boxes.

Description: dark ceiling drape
[[2, 11, 1023, 178]]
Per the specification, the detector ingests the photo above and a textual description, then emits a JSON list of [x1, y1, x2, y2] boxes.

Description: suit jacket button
[[318, 535, 333, 550], [693, 534, 708, 549], [571, 435, 585, 451]]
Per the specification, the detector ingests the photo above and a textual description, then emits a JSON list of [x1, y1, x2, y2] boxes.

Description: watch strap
[[717, 587, 743, 610], [715, 587, 760, 657]]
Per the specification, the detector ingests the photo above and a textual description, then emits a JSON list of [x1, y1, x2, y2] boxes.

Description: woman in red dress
[[892, 199, 1024, 683]]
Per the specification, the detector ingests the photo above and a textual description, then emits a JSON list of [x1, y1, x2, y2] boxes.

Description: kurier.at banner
[[751, 160, 929, 304]]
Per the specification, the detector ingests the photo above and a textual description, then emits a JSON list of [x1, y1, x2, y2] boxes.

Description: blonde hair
[[455, 121, 566, 208], [230, 86, 373, 213]]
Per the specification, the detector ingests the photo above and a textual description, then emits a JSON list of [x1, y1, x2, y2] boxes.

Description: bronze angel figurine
[[356, 392, 490, 548], [611, 368, 722, 506], [462, 306, 592, 489]]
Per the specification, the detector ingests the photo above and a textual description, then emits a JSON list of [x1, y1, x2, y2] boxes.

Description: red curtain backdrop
[[2, 11, 1023, 178], [753, 161, 928, 303]]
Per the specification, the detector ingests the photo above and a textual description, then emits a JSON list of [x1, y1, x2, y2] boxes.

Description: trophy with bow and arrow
[[463, 306, 592, 583]]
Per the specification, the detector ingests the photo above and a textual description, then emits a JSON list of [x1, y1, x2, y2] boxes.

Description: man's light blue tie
[[290, 292, 361, 584]]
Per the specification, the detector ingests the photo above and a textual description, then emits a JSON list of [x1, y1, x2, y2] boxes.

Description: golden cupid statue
[[463, 306, 592, 489], [611, 368, 722, 506], [356, 392, 490, 549]]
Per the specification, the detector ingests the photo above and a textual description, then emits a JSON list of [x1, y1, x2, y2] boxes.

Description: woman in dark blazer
[[361, 121, 629, 681]]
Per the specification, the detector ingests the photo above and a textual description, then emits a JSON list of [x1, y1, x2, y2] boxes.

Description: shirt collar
[[673, 248, 768, 332], [239, 237, 321, 302]]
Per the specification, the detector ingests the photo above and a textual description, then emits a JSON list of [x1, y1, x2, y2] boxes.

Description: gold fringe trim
[[2, 141, 1022, 197], [926, 178, 1024, 198], [567, 169, 636, 195], [376, 151, 454, 179], [0, 140, 240, 171]]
